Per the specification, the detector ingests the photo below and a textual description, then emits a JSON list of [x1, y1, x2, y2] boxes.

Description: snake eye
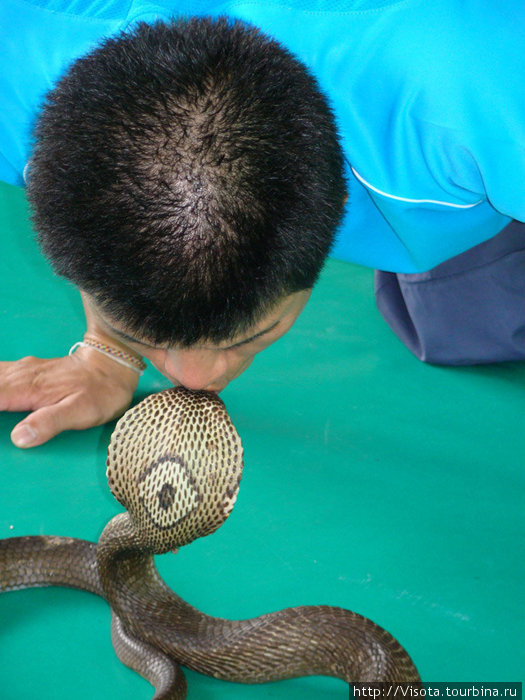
[[137, 455, 202, 531]]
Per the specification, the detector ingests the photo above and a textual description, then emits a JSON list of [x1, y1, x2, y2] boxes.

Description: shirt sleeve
[[0, 0, 126, 186]]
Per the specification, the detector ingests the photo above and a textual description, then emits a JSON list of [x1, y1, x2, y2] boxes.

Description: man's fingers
[[10, 396, 99, 449], [10, 405, 67, 448], [0, 357, 50, 411], [10, 422, 39, 448], [3, 354, 137, 447]]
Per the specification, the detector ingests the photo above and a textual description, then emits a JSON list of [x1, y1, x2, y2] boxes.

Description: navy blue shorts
[[375, 221, 525, 365]]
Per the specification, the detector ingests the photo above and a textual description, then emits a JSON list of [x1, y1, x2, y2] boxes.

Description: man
[[1, 1, 524, 448]]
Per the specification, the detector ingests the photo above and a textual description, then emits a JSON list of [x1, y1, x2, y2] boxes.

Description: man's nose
[[162, 348, 228, 391]]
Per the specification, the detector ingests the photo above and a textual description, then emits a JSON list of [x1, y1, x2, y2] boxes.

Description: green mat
[[0, 180, 524, 698]]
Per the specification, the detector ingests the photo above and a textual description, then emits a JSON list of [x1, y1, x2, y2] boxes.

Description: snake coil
[[0, 387, 420, 697]]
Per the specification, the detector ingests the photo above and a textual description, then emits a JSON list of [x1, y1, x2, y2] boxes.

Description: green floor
[[0, 180, 524, 698]]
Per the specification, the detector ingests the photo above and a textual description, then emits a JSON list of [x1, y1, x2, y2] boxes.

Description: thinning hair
[[28, 17, 346, 346]]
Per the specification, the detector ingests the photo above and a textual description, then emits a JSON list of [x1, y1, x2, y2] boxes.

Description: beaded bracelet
[[69, 338, 147, 375]]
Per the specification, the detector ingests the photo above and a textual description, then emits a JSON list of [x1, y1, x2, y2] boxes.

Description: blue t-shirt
[[1, 0, 524, 272]]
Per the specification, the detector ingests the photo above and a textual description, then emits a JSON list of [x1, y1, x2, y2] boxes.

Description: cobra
[[0, 387, 420, 697]]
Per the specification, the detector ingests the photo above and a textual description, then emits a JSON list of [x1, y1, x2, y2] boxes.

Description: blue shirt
[[1, 0, 524, 272]]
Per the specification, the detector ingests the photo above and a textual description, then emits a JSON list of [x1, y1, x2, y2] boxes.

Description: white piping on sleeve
[[351, 166, 484, 209], [23, 161, 31, 185]]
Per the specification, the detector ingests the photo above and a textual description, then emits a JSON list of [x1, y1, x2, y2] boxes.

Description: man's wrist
[[70, 336, 146, 375]]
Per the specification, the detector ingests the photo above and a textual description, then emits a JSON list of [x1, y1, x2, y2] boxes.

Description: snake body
[[1, 388, 420, 696]]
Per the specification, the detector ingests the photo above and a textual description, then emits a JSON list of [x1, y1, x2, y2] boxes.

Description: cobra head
[[106, 388, 244, 553]]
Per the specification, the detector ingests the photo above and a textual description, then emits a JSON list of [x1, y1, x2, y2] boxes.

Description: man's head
[[28, 17, 346, 354]]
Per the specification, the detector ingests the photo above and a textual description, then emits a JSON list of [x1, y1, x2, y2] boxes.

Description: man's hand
[[0, 347, 140, 448]]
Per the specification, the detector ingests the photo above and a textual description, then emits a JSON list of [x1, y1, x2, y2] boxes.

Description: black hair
[[28, 17, 346, 346]]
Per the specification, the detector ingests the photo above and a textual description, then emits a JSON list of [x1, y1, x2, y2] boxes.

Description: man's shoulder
[[0, 0, 139, 185]]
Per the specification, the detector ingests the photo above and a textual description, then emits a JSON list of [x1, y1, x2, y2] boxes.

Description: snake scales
[[0, 387, 420, 697]]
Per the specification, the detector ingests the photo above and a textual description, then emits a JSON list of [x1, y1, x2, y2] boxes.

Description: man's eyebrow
[[222, 320, 281, 349], [105, 324, 157, 348], [104, 319, 281, 350]]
